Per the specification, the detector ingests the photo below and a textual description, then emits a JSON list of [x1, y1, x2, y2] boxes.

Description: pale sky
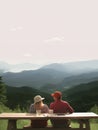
[[0, 0, 98, 64]]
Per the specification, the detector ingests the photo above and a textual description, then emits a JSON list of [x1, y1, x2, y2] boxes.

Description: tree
[[0, 76, 7, 104]]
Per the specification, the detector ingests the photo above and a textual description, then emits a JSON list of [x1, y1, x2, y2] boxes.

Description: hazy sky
[[0, 0, 98, 64]]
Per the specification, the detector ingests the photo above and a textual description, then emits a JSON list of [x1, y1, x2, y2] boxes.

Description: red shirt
[[50, 100, 74, 113], [50, 100, 74, 127]]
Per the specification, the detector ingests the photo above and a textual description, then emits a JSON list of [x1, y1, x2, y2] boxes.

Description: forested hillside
[[63, 81, 98, 112], [5, 81, 98, 112], [0, 76, 98, 112], [6, 86, 52, 110]]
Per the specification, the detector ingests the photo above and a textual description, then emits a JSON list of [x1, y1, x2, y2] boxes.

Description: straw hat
[[34, 95, 45, 104]]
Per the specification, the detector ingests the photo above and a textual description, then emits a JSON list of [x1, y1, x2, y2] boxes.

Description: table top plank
[[0, 112, 98, 120]]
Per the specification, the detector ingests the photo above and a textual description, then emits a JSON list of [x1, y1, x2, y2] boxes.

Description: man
[[50, 91, 74, 128]]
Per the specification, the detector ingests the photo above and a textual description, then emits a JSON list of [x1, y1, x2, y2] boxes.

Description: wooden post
[[7, 120, 17, 130], [85, 120, 90, 130], [78, 119, 84, 128], [78, 119, 90, 130]]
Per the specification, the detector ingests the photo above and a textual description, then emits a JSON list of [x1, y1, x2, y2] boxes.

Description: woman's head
[[34, 95, 45, 104]]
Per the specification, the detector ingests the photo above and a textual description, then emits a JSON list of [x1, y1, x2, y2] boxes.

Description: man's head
[[51, 91, 62, 100]]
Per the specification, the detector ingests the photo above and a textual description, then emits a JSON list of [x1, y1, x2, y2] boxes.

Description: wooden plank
[[0, 112, 98, 120], [17, 128, 86, 130]]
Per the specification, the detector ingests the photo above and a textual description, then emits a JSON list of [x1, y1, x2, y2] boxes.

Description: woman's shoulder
[[44, 104, 49, 108], [42, 104, 49, 113], [30, 103, 34, 108]]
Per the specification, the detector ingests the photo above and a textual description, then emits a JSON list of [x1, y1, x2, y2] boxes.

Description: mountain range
[[1, 60, 98, 73], [1, 60, 98, 91], [0, 61, 41, 73]]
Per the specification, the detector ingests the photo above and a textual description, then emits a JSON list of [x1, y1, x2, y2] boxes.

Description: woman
[[29, 95, 49, 128]]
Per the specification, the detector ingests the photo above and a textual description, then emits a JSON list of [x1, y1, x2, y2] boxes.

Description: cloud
[[10, 26, 23, 32], [44, 36, 64, 43], [10, 28, 17, 32], [24, 53, 32, 57], [17, 26, 23, 30]]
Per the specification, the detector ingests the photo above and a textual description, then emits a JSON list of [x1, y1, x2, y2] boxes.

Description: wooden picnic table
[[0, 112, 98, 130]]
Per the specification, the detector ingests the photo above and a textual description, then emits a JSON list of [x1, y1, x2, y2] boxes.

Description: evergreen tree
[[0, 76, 7, 104]]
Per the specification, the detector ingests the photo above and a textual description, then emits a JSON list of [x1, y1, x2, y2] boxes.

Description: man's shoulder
[[50, 102, 55, 105], [61, 100, 69, 104], [50, 102, 55, 107]]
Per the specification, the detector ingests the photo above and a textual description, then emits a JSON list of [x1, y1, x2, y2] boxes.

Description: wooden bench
[[0, 112, 98, 130]]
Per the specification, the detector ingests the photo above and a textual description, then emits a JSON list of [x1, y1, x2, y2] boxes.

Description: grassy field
[[71, 122, 98, 130], [0, 120, 98, 130]]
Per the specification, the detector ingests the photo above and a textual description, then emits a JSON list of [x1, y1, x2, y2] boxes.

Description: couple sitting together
[[27, 91, 74, 128]]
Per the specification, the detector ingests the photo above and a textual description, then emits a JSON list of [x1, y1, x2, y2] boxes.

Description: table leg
[[85, 120, 90, 130], [7, 120, 17, 130], [78, 119, 84, 129], [78, 119, 90, 130]]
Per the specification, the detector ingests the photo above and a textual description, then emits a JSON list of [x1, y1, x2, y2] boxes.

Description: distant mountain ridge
[[0, 61, 41, 73], [42, 60, 98, 75], [2, 68, 66, 88], [1, 60, 98, 90], [1, 59, 98, 73], [40, 70, 98, 92]]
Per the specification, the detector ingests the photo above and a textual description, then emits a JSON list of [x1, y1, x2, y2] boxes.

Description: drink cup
[[36, 110, 41, 115], [49, 109, 53, 115]]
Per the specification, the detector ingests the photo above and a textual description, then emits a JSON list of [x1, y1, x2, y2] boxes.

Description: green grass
[[0, 120, 30, 130], [71, 122, 98, 130], [90, 123, 98, 130], [0, 120, 98, 130]]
